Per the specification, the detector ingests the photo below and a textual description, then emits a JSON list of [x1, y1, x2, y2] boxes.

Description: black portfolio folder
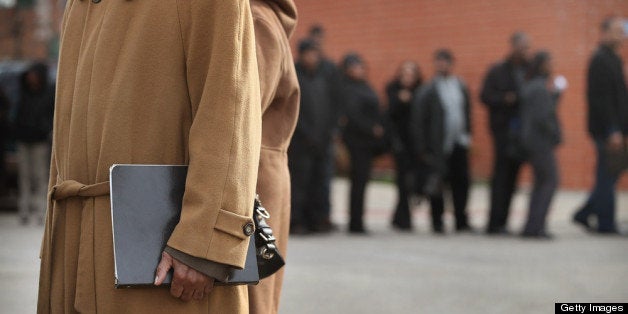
[[109, 164, 259, 288]]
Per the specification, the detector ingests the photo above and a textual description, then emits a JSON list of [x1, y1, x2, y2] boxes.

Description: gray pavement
[[1, 179, 627, 313]]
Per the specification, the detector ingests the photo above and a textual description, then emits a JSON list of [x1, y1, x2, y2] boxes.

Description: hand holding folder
[[109, 165, 259, 289]]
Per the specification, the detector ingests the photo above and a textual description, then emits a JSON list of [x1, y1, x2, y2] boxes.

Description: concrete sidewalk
[[0, 179, 627, 313]]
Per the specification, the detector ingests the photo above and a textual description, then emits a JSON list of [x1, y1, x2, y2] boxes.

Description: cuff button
[[243, 222, 255, 236]]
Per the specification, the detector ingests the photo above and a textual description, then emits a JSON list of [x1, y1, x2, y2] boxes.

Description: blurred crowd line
[[288, 17, 628, 239]]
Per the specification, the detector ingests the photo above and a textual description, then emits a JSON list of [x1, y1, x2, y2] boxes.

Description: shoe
[[289, 224, 312, 236], [456, 224, 474, 233], [597, 229, 621, 236], [311, 221, 337, 234], [521, 231, 554, 240], [572, 212, 593, 232], [348, 226, 368, 235], [392, 221, 413, 232], [433, 225, 445, 235], [487, 227, 511, 236]]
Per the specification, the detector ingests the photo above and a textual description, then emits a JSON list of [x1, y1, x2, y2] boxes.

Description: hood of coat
[[263, 0, 297, 38]]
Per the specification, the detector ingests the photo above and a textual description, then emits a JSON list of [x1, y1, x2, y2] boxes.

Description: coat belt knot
[[50, 180, 110, 200]]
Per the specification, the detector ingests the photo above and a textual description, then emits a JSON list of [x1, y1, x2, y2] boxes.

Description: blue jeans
[[576, 139, 619, 232]]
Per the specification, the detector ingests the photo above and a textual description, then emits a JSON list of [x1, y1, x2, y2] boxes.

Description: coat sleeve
[[480, 65, 506, 109], [521, 84, 553, 151], [410, 86, 429, 159], [345, 88, 378, 136], [167, 0, 261, 269], [588, 56, 619, 137], [386, 84, 403, 125]]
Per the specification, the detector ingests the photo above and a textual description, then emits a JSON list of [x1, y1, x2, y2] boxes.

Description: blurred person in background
[[341, 53, 385, 234], [520, 51, 563, 239], [13, 62, 54, 225], [481, 32, 531, 235], [573, 17, 628, 235], [307, 23, 341, 232], [248, 0, 299, 312], [0, 88, 8, 195], [386, 61, 423, 231], [411, 49, 472, 234], [290, 39, 341, 234]]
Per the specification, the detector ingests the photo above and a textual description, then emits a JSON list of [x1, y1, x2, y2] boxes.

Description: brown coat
[[38, 0, 261, 313], [247, 1, 299, 313]]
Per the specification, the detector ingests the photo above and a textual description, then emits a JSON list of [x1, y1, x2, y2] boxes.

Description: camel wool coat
[[247, 1, 299, 313], [38, 0, 261, 313]]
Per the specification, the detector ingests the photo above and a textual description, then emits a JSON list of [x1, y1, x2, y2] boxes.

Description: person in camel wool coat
[[38, 0, 262, 313], [248, 0, 300, 313]]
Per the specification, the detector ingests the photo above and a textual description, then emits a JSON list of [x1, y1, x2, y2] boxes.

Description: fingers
[[154, 251, 173, 286], [179, 285, 195, 302], [170, 281, 184, 299], [204, 279, 214, 295], [192, 289, 204, 301], [170, 258, 215, 302]]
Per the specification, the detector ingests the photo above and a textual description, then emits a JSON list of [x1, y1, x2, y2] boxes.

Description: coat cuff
[[167, 208, 255, 269], [164, 246, 230, 282]]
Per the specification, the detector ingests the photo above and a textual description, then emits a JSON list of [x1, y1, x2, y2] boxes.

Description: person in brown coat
[[38, 1, 261, 313], [247, 1, 299, 313]]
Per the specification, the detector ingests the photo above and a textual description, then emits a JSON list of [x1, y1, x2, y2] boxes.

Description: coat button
[[92, 0, 101, 3], [243, 223, 255, 236]]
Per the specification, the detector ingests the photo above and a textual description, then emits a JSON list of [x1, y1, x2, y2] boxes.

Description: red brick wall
[[0, 2, 65, 60], [291, 0, 628, 190]]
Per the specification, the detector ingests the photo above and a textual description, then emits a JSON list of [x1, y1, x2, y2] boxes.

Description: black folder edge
[[109, 164, 259, 289]]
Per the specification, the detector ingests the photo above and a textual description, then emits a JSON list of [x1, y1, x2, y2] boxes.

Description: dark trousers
[[321, 143, 335, 225], [575, 140, 619, 232], [391, 147, 415, 228], [430, 145, 470, 230], [487, 132, 523, 232], [288, 141, 331, 230], [347, 143, 374, 230], [523, 148, 558, 235]]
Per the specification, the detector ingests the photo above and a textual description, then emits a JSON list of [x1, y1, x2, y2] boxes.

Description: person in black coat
[[573, 17, 628, 235], [520, 51, 563, 239], [480, 32, 531, 235], [307, 24, 341, 232], [290, 40, 342, 234], [13, 62, 55, 225], [386, 61, 423, 231], [411, 49, 472, 234], [340, 53, 385, 234], [0, 88, 9, 195]]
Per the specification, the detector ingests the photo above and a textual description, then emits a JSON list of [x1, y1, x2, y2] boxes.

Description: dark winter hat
[[434, 48, 455, 63], [309, 24, 325, 37], [342, 53, 363, 70], [298, 39, 319, 54]]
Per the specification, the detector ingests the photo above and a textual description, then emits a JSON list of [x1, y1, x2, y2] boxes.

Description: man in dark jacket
[[289, 39, 341, 234], [340, 53, 385, 234], [411, 49, 472, 234], [306, 24, 340, 232], [13, 62, 54, 225], [480, 32, 531, 235], [573, 17, 627, 234]]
